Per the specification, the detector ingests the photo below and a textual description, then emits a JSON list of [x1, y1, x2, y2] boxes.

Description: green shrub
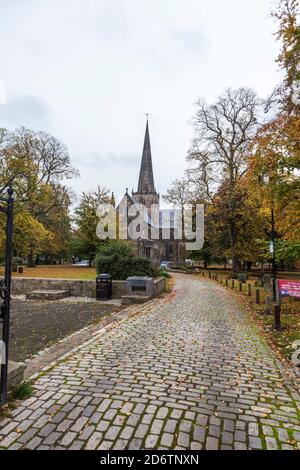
[[96, 253, 157, 280], [11, 382, 33, 400], [156, 268, 171, 278], [97, 241, 134, 258], [12, 256, 24, 272], [12, 257, 24, 266]]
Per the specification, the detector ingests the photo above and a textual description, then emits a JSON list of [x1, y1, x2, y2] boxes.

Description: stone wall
[[153, 277, 166, 297], [11, 276, 165, 300], [11, 278, 127, 299], [8, 361, 26, 392]]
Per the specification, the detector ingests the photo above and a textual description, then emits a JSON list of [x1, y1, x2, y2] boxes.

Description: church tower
[[132, 119, 160, 210]]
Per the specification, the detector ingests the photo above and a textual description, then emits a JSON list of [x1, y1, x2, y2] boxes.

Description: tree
[[13, 212, 52, 263], [0, 127, 78, 196], [187, 88, 260, 272], [249, 116, 300, 241], [0, 126, 77, 262], [163, 178, 193, 210], [248, 1, 300, 244], [73, 186, 110, 265], [271, 0, 300, 114]]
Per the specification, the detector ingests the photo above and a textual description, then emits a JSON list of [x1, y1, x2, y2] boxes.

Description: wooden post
[[255, 288, 260, 304], [232, 280, 235, 289], [274, 304, 281, 331], [248, 284, 252, 297], [239, 282, 242, 292], [226, 279, 228, 287]]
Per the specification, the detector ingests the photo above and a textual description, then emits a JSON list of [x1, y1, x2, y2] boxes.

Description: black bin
[[96, 274, 112, 300]]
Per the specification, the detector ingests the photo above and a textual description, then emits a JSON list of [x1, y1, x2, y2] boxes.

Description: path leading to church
[[1, 274, 300, 450]]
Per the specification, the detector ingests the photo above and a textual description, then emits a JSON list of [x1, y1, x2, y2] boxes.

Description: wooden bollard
[[226, 279, 228, 287], [274, 304, 281, 331], [202, 271, 205, 277], [231, 280, 235, 289], [239, 282, 242, 292], [255, 288, 260, 304], [247, 284, 252, 297]]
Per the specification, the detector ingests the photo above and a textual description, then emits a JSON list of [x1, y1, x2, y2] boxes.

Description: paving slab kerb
[[1, 274, 300, 450]]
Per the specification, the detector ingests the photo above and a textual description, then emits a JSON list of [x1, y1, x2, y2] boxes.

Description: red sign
[[278, 280, 300, 299]]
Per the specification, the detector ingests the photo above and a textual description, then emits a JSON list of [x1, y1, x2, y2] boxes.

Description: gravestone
[[264, 274, 273, 315]]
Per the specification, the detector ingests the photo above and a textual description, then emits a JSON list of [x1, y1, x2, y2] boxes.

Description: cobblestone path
[[1, 275, 299, 450]]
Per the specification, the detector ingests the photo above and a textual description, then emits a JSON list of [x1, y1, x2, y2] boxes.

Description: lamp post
[[261, 172, 277, 302], [270, 203, 277, 302], [0, 185, 14, 406]]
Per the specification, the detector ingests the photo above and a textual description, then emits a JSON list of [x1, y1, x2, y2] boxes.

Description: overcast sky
[[0, 0, 281, 204]]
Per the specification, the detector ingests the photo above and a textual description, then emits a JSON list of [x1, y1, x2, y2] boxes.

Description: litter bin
[[96, 274, 112, 300], [238, 273, 248, 284]]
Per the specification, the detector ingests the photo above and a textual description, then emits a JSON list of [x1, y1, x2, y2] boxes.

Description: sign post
[[275, 279, 300, 332], [277, 280, 300, 299]]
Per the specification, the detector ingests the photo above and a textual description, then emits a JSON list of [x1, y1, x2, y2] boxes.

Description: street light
[[270, 203, 277, 302], [0, 185, 14, 406], [260, 173, 277, 302]]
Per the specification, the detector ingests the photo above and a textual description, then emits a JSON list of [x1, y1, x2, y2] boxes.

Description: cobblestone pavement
[[1, 274, 300, 450]]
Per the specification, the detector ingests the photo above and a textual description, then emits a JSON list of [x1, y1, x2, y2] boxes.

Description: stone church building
[[118, 120, 185, 265]]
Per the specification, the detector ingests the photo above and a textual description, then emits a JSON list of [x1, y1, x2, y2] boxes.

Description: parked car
[[185, 259, 194, 267], [73, 260, 90, 267], [160, 261, 172, 270]]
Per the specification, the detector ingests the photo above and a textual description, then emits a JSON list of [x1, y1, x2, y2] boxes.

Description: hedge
[[96, 253, 157, 280]]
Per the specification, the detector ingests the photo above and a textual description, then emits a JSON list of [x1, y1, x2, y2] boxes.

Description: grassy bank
[[0, 265, 96, 280]]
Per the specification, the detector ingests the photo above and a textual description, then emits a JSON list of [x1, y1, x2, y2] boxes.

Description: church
[[117, 120, 185, 265]]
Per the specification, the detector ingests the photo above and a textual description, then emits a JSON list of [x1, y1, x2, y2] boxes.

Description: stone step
[[121, 294, 152, 305], [25, 290, 70, 301]]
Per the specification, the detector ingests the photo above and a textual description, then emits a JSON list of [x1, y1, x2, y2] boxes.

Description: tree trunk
[[228, 223, 240, 273], [232, 257, 241, 274], [27, 249, 35, 267]]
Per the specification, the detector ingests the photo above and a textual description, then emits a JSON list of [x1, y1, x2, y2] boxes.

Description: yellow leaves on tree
[[249, 114, 300, 240], [13, 212, 53, 259]]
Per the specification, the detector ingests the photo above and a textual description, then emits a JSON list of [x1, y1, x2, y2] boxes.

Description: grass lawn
[[253, 300, 300, 362], [206, 273, 300, 363], [0, 265, 97, 280], [194, 271, 299, 363]]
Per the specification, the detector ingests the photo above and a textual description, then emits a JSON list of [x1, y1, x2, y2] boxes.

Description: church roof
[[137, 119, 156, 194], [116, 188, 134, 210]]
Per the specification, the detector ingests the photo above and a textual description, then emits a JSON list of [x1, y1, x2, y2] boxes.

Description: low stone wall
[[154, 277, 166, 297], [11, 276, 165, 300], [11, 278, 126, 299], [8, 361, 26, 392]]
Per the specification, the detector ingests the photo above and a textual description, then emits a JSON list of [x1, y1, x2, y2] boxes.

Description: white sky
[[0, 0, 281, 203]]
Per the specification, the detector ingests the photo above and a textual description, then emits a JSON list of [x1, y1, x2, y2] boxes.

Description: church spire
[[137, 118, 155, 193]]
